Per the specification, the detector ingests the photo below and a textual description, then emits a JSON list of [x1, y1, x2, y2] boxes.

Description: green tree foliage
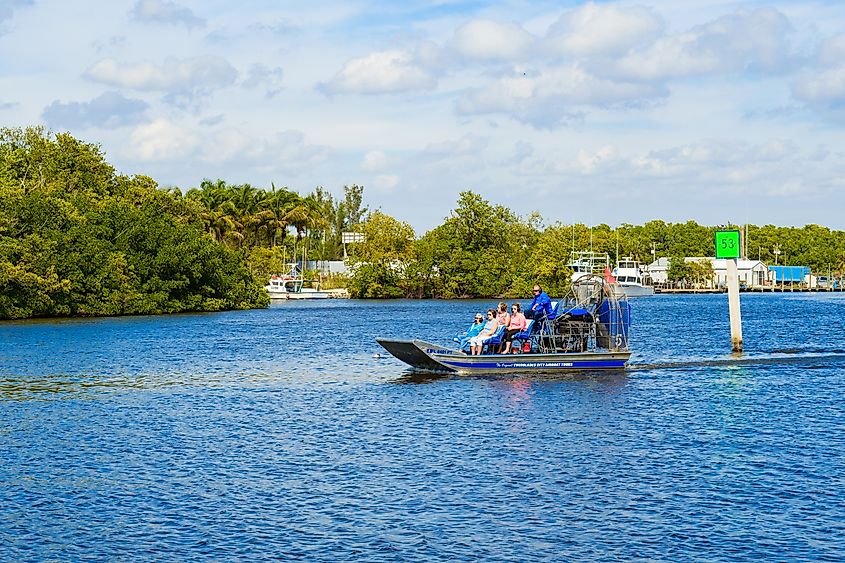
[[5, 127, 845, 313], [667, 256, 692, 284], [347, 211, 415, 298], [348, 196, 845, 298], [523, 225, 578, 297], [408, 191, 539, 298], [0, 127, 267, 319], [182, 180, 367, 264], [688, 259, 715, 286]]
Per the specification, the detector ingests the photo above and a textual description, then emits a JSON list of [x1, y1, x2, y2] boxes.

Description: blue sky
[[1, 0, 844, 232]]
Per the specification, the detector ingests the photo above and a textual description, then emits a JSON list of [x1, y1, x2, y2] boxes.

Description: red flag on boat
[[604, 266, 617, 283]]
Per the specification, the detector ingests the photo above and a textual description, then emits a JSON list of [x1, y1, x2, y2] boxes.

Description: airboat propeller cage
[[554, 274, 631, 352]]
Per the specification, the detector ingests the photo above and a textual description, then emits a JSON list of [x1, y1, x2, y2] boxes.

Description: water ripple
[[2, 296, 845, 560]]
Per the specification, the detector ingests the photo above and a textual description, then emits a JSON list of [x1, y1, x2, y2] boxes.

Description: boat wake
[[391, 349, 845, 382], [629, 351, 845, 372]]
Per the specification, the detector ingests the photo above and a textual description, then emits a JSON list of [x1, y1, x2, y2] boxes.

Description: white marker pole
[[726, 258, 743, 352]]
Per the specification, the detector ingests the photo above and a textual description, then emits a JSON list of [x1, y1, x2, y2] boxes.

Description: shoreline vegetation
[[2, 127, 844, 320]]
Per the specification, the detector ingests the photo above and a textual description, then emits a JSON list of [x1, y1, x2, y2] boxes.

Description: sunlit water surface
[[2, 294, 844, 560]]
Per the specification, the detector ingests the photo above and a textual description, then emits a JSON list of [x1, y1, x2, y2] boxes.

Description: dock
[[655, 286, 844, 294], [326, 288, 350, 298]]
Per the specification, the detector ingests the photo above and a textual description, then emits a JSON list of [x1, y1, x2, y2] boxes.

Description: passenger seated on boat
[[481, 324, 507, 354], [495, 302, 511, 352], [511, 319, 534, 353], [454, 313, 485, 351], [503, 303, 526, 354], [526, 285, 555, 321], [469, 309, 499, 355]]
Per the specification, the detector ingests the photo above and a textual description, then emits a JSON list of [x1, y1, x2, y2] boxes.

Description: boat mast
[[615, 230, 619, 266]]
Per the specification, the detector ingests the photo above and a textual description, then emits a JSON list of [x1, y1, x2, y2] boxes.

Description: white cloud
[[361, 150, 387, 171], [199, 114, 224, 127], [544, 3, 663, 56], [127, 118, 332, 176], [373, 174, 399, 191], [792, 34, 845, 110], [257, 131, 330, 170], [422, 134, 488, 158], [817, 33, 845, 67], [574, 145, 622, 174], [42, 91, 148, 130], [129, 118, 199, 161], [200, 127, 251, 162], [504, 140, 534, 166], [456, 66, 665, 128], [0, 0, 31, 24], [416, 134, 489, 175], [242, 64, 284, 98], [319, 49, 436, 95], [611, 8, 791, 81], [130, 0, 204, 28], [5, 0, 845, 230], [632, 141, 753, 177], [84, 56, 237, 95], [448, 19, 534, 62], [200, 129, 332, 174], [794, 66, 845, 106], [555, 139, 802, 190]]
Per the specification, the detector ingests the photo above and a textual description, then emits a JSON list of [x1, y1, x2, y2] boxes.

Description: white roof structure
[[646, 257, 769, 287]]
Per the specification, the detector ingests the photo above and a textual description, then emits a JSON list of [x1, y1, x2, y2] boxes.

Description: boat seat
[[510, 319, 535, 352], [481, 325, 507, 354]]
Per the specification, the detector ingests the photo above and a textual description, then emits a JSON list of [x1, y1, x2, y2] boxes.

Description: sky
[[1, 0, 844, 233]]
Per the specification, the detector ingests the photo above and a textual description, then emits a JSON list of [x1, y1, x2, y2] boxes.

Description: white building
[[646, 257, 769, 288]]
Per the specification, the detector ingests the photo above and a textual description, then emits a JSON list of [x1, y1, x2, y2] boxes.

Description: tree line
[[0, 127, 272, 319], [344, 195, 845, 298], [180, 179, 366, 282], [2, 127, 844, 318], [0, 127, 368, 319]]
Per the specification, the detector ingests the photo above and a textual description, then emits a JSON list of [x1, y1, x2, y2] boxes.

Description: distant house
[[644, 257, 672, 284], [709, 258, 768, 287], [646, 257, 769, 287]]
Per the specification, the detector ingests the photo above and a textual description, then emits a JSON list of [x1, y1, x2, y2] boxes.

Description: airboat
[[376, 275, 632, 374]]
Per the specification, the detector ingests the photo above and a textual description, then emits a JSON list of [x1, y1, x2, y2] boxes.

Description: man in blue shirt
[[527, 284, 555, 320]]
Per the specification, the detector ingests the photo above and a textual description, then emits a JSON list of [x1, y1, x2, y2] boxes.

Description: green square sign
[[715, 230, 741, 259]]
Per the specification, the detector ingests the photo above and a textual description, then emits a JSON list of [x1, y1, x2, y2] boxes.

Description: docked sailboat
[[265, 264, 330, 300]]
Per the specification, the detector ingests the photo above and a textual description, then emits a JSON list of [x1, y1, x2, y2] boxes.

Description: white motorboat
[[612, 258, 655, 297], [265, 265, 330, 300]]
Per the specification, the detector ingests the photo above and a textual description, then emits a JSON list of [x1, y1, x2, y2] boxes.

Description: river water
[[2, 294, 844, 561]]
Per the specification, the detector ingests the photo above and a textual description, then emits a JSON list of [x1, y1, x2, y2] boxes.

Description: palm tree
[[292, 193, 331, 267], [186, 179, 242, 244], [228, 183, 263, 248], [251, 184, 304, 248]]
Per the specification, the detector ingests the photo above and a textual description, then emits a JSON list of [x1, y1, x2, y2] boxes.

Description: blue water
[[2, 294, 845, 561]]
